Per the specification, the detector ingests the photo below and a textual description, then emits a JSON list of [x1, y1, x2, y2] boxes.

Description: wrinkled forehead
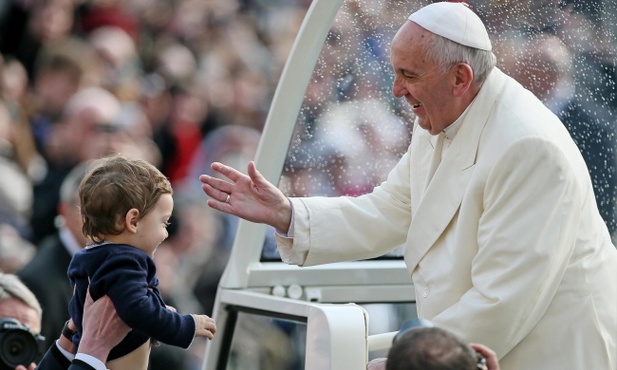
[[0, 297, 41, 333], [390, 22, 431, 61]]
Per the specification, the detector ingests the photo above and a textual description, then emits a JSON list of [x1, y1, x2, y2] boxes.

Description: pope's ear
[[451, 63, 474, 97]]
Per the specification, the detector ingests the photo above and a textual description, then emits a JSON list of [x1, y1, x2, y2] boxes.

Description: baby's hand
[[191, 314, 217, 340]]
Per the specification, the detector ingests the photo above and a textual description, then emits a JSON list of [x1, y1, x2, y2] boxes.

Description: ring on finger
[[225, 194, 231, 203]]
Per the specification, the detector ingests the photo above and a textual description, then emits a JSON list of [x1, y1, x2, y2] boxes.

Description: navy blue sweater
[[68, 243, 195, 360]]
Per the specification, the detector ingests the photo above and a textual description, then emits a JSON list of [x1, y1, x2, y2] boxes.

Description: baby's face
[[133, 193, 174, 256]]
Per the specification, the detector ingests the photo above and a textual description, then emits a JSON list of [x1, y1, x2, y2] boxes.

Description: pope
[[200, 2, 617, 369]]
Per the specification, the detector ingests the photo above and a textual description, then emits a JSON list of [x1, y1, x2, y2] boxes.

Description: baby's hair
[[79, 154, 172, 243]]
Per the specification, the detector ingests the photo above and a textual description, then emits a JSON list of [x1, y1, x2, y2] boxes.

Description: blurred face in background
[[28, 0, 75, 43], [0, 297, 40, 333]]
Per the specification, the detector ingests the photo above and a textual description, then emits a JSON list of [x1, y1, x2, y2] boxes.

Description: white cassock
[[276, 68, 617, 370]]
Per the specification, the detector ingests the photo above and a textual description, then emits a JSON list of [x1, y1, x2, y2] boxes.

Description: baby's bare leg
[[106, 340, 151, 370]]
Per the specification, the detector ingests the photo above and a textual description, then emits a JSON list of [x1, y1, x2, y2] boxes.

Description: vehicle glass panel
[[263, 0, 617, 259]]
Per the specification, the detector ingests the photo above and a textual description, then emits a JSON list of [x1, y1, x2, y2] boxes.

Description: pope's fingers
[[211, 162, 244, 182], [200, 174, 234, 193], [201, 177, 235, 205], [202, 183, 234, 205], [247, 161, 267, 185]]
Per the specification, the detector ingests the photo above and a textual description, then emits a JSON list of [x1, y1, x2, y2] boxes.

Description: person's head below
[[386, 326, 481, 370], [390, 2, 497, 135], [79, 155, 173, 256]]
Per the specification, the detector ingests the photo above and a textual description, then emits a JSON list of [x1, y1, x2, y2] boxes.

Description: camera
[[476, 352, 487, 369], [0, 318, 45, 370]]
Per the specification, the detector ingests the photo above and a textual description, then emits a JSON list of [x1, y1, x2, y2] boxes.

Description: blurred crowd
[[0, 0, 616, 369], [0, 0, 311, 368], [281, 0, 617, 238]]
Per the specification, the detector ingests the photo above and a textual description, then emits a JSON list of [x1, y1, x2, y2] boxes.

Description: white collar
[[442, 102, 472, 141], [59, 227, 83, 256]]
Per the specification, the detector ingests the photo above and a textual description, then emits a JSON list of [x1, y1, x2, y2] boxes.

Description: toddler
[[68, 155, 216, 370]]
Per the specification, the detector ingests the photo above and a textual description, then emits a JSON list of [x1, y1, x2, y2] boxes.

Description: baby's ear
[[125, 208, 140, 232]]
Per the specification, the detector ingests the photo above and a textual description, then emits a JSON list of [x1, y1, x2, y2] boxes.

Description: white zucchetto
[[408, 2, 492, 51]]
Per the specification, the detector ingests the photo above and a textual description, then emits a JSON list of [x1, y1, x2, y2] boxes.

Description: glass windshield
[[261, 2, 418, 261], [279, 1, 415, 200], [262, 0, 617, 259], [223, 308, 307, 370]]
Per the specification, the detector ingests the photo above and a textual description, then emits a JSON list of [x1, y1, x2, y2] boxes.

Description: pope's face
[[390, 22, 456, 135]]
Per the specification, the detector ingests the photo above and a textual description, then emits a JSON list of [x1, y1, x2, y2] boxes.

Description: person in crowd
[[0, 273, 43, 370], [0, 99, 36, 271], [31, 86, 161, 244], [497, 32, 617, 238], [30, 86, 122, 244], [368, 321, 499, 370], [0, 272, 126, 370], [366, 319, 499, 370], [27, 52, 84, 161], [67, 155, 216, 370], [2, 0, 76, 80], [199, 2, 617, 369], [0, 273, 43, 355], [18, 161, 90, 350], [87, 26, 142, 101], [386, 326, 499, 370]]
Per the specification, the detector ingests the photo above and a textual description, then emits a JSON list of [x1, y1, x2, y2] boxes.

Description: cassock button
[[422, 286, 430, 297]]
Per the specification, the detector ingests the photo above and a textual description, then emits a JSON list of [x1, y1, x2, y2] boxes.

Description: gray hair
[[60, 161, 94, 205], [424, 32, 496, 84], [0, 273, 42, 319]]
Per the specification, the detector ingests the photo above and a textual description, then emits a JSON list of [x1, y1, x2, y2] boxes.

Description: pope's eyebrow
[[396, 67, 415, 75]]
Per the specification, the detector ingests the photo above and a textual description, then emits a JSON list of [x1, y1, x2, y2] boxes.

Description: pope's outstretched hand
[[200, 161, 292, 232]]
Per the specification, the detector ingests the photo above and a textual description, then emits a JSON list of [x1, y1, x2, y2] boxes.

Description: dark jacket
[[35, 344, 95, 370], [68, 243, 195, 360], [17, 234, 73, 350], [559, 98, 617, 235]]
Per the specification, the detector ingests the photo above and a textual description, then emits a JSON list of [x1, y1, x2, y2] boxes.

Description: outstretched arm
[[200, 161, 292, 232]]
